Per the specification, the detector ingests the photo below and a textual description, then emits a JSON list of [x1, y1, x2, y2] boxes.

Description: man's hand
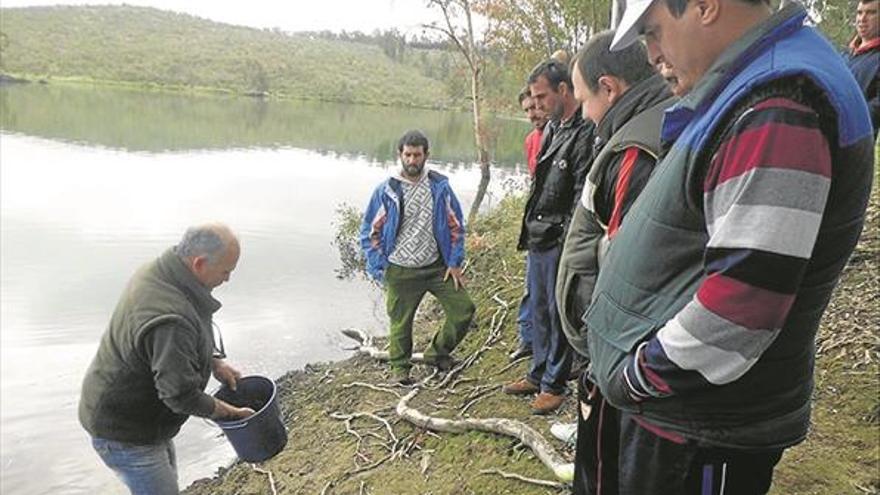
[[212, 358, 243, 391], [444, 266, 466, 291], [211, 398, 255, 421]]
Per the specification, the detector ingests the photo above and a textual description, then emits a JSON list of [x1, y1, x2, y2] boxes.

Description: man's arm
[[359, 185, 388, 282], [615, 97, 832, 402], [145, 324, 252, 419], [566, 123, 596, 220], [443, 185, 466, 268]]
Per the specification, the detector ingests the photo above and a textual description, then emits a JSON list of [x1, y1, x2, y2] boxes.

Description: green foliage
[[476, 0, 612, 81], [807, 0, 858, 48], [0, 5, 454, 108], [331, 203, 373, 284]]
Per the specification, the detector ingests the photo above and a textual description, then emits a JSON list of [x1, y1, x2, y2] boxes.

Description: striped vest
[[584, 6, 874, 448]]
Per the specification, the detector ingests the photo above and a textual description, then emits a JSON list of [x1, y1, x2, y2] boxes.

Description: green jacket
[[79, 248, 219, 444], [556, 75, 675, 358]]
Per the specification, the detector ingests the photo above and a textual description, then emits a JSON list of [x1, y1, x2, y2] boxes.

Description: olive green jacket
[[79, 248, 219, 444]]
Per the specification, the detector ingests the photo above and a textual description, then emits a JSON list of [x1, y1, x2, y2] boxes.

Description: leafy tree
[[475, 0, 611, 78], [424, 0, 492, 224]]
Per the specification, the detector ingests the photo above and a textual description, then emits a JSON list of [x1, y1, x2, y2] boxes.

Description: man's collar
[[851, 36, 880, 55], [162, 248, 222, 314]]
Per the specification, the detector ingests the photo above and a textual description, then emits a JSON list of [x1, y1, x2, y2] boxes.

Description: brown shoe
[[502, 378, 539, 395], [530, 392, 565, 415]]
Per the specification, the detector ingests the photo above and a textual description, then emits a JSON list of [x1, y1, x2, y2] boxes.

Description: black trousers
[[573, 372, 784, 495]]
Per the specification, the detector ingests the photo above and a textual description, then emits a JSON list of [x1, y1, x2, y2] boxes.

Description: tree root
[[396, 388, 574, 482], [479, 468, 567, 489], [249, 464, 278, 495]]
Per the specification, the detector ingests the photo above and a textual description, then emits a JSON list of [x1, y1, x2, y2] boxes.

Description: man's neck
[[560, 98, 578, 123]]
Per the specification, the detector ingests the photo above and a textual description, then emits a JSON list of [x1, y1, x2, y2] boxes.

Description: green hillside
[[0, 5, 453, 108]]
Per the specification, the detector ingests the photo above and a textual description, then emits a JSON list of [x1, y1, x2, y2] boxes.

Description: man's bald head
[[177, 223, 240, 289]]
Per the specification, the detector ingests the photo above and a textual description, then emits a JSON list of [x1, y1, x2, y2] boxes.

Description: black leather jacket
[[518, 107, 594, 251]]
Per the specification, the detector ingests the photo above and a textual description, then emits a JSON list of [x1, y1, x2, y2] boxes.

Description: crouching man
[[79, 223, 254, 495]]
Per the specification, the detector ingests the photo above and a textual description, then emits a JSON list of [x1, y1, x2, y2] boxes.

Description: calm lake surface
[[0, 83, 529, 494]]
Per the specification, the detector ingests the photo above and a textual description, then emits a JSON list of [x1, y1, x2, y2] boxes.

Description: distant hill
[[0, 5, 454, 108]]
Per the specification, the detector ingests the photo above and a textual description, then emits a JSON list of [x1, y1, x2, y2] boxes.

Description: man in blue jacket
[[846, 0, 879, 135], [360, 130, 475, 385]]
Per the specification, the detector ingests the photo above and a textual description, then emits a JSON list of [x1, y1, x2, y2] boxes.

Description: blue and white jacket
[[360, 170, 466, 282]]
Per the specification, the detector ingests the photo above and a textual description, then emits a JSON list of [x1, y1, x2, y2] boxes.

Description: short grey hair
[[176, 226, 226, 263]]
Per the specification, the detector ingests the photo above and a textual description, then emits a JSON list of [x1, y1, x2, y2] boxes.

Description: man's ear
[[598, 75, 626, 103], [557, 81, 570, 97], [695, 0, 721, 25], [192, 255, 208, 273]]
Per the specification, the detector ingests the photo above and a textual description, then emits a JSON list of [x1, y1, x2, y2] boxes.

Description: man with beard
[[360, 130, 475, 385], [503, 59, 594, 415]]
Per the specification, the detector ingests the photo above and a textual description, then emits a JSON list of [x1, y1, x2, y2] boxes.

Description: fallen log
[[395, 388, 574, 482], [341, 328, 427, 363]]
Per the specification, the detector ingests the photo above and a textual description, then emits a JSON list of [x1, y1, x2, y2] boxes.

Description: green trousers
[[384, 260, 476, 372]]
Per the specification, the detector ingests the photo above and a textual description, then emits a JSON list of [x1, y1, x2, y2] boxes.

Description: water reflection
[[0, 127, 524, 495], [0, 83, 528, 166]]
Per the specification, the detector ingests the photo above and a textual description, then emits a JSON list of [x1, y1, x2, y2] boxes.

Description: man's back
[[79, 248, 217, 444]]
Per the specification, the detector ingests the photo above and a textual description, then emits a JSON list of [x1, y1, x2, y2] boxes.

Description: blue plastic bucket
[[213, 375, 287, 462]]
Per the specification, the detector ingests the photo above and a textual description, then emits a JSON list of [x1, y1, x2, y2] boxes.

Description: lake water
[[0, 83, 529, 494]]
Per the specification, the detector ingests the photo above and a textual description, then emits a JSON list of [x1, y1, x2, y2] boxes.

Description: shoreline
[[0, 72, 460, 111]]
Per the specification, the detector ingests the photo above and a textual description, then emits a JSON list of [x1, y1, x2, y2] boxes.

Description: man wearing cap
[[582, 0, 874, 493], [80, 224, 255, 494]]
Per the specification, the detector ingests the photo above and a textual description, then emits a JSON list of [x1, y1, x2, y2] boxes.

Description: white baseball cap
[[611, 0, 658, 51]]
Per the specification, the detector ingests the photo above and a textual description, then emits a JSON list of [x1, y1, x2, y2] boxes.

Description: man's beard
[[402, 161, 424, 177]]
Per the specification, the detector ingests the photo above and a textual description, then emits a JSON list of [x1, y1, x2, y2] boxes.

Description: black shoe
[[508, 343, 533, 361], [424, 355, 457, 371], [391, 369, 414, 386]]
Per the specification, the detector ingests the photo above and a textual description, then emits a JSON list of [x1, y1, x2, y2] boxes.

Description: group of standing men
[[505, 0, 876, 493], [78, 0, 876, 494]]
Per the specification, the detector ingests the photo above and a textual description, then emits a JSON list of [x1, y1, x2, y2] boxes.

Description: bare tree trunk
[[611, 0, 625, 29], [468, 64, 491, 225], [426, 0, 491, 225], [462, 0, 491, 225]]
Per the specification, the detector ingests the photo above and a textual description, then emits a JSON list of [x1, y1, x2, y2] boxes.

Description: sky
[[0, 0, 478, 35]]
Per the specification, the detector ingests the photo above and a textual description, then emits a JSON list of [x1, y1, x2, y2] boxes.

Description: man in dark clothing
[[846, 0, 880, 135], [79, 224, 254, 495], [510, 86, 550, 362], [555, 30, 676, 494], [581, 0, 874, 493], [503, 59, 594, 415]]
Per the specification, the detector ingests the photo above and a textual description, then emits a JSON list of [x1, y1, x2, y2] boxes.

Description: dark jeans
[[516, 254, 533, 347], [526, 246, 571, 394], [574, 372, 784, 495]]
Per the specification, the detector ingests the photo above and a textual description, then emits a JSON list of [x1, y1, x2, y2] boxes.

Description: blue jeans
[[516, 254, 533, 346], [91, 437, 179, 495], [527, 246, 572, 394]]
